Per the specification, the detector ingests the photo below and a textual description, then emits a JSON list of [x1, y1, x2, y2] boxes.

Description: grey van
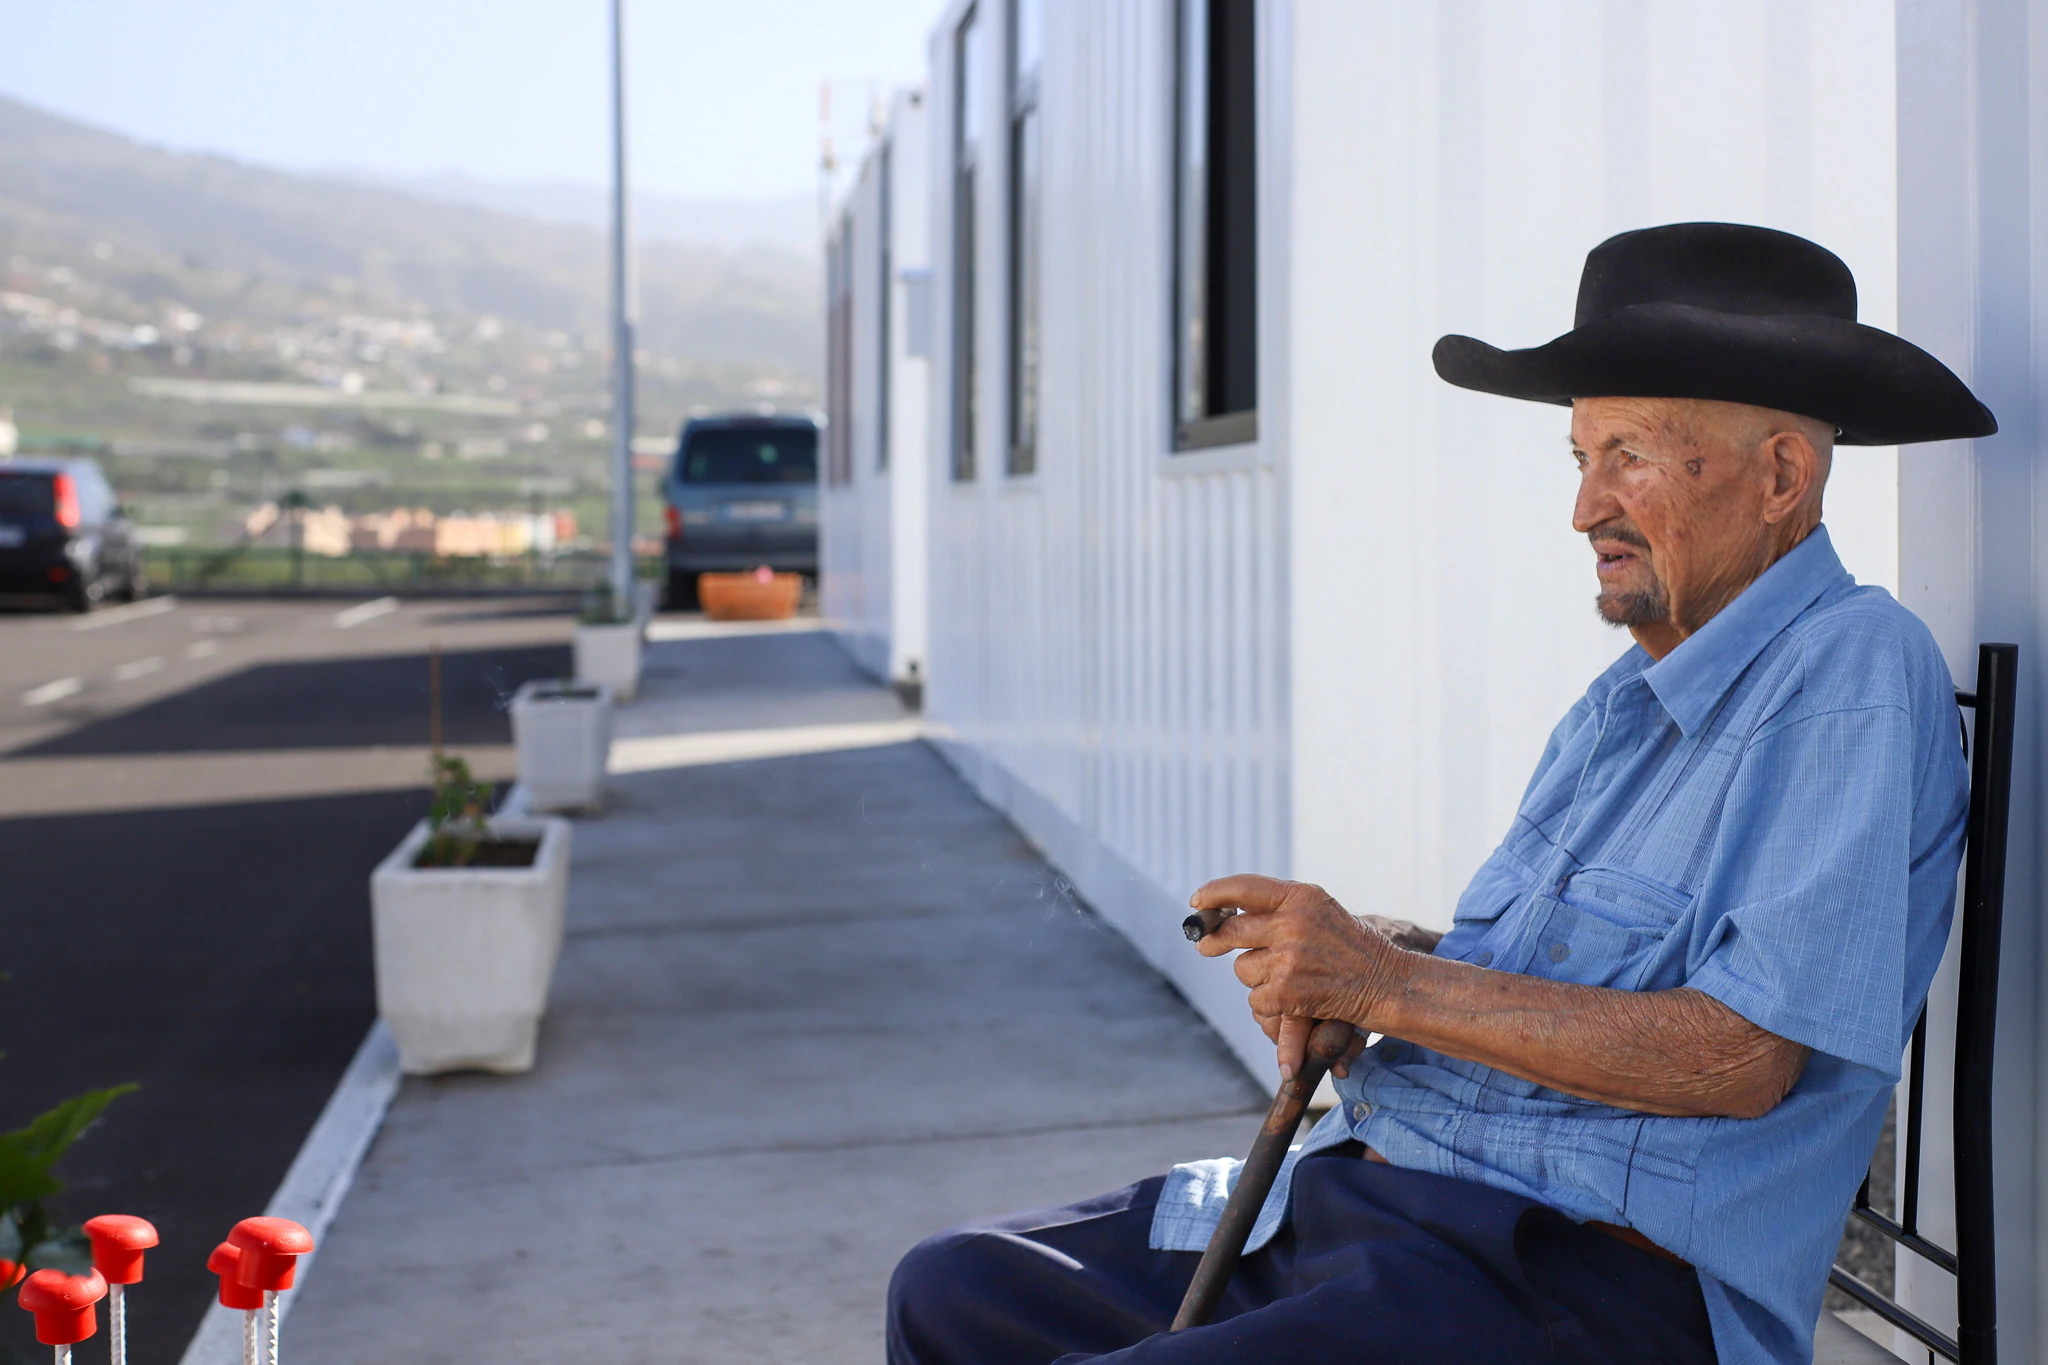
[[661, 414, 818, 608]]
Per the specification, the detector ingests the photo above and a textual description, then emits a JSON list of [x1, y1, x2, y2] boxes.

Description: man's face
[[1569, 397, 1822, 655]]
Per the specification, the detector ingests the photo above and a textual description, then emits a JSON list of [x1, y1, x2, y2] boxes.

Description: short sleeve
[[1684, 704, 1933, 1079]]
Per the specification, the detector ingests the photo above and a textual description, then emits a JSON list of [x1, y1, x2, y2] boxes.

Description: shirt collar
[[1639, 524, 1850, 736]]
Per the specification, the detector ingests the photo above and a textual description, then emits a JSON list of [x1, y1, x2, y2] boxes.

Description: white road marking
[[68, 595, 178, 631], [190, 615, 245, 633], [184, 639, 220, 660], [21, 677, 83, 706], [333, 597, 399, 629], [113, 656, 166, 681]]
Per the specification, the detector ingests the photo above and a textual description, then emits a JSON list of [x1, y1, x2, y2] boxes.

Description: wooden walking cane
[[1172, 908, 1356, 1332]]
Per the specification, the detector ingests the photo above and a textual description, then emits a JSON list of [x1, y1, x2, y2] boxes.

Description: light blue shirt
[[1152, 526, 1968, 1365]]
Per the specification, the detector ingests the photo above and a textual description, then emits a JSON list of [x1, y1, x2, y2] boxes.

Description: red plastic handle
[[83, 1215, 159, 1286], [17, 1268, 107, 1345], [227, 1217, 314, 1292], [205, 1245, 264, 1311]]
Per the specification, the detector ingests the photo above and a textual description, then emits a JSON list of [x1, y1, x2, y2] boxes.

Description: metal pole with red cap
[[205, 1245, 265, 1365], [17, 1268, 107, 1365], [82, 1215, 157, 1365], [227, 1217, 312, 1365]]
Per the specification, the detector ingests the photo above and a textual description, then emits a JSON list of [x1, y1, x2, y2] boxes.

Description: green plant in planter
[[577, 581, 630, 626], [0, 1086, 136, 1289], [420, 752, 497, 869]]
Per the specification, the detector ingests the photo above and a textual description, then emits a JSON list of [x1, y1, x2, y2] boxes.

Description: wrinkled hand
[[1189, 875, 1413, 1081], [1359, 914, 1444, 955]]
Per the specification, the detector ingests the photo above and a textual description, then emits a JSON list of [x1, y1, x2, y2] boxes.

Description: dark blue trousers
[[887, 1147, 1717, 1364]]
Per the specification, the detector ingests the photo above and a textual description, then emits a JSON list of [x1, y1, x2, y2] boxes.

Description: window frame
[[950, 7, 984, 483], [876, 138, 893, 473], [1005, 0, 1043, 477], [1171, 0, 1259, 453]]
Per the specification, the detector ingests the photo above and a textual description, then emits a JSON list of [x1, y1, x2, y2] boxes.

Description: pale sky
[[0, 0, 941, 200]]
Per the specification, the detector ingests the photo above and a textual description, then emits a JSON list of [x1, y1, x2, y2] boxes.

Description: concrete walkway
[[289, 622, 1267, 1364]]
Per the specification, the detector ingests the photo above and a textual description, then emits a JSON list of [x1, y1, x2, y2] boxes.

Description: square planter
[[574, 619, 642, 700], [371, 816, 572, 1075], [510, 680, 613, 813], [699, 571, 803, 621]]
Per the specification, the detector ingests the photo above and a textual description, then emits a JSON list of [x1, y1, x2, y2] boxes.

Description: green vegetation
[[0, 94, 819, 552], [0, 1089, 136, 1285]]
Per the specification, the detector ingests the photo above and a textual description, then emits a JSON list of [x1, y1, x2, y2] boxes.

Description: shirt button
[[1547, 942, 1571, 963], [1473, 950, 1494, 967], [1351, 1101, 1372, 1122]]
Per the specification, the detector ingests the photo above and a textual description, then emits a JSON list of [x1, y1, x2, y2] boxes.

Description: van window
[[678, 427, 818, 485], [0, 471, 54, 518]]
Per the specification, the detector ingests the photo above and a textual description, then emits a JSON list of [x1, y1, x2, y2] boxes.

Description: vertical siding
[[823, 94, 932, 687], [1288, 0, 1901, 934], [924, 0, 1289, 1075], [1892, 0, 2039, 1353]]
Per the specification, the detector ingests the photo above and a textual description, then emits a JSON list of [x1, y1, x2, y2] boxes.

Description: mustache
[[1587, 519, 1650, 552]]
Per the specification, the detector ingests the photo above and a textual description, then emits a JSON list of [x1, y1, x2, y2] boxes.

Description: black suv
[[0, 458, 143, 611]]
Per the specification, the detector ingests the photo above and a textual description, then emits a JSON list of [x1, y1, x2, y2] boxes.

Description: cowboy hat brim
[[1433, 302, 1997, 445]]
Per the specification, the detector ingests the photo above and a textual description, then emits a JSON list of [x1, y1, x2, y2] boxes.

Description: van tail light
[[664, 504, 681, 541], [52, 474, 81, 529]]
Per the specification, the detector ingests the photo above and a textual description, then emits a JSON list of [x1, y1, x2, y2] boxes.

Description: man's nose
[[1573, 467, 1621, 534]]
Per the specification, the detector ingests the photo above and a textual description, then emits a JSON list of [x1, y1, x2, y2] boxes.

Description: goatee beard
[[1597, 583, 1670, 629]]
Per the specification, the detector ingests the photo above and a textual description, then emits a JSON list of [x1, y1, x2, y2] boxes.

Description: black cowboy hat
[[1432, 222, 1996, 445]]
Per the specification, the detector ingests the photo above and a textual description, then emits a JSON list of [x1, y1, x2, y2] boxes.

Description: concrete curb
[[176, 1022, 402, 1365]]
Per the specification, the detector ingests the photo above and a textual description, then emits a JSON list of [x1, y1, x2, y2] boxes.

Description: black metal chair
[[1820, 643, 2017, 1365]]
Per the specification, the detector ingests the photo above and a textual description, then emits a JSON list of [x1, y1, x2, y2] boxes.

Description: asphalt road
[[0, 594, 573, 1364]]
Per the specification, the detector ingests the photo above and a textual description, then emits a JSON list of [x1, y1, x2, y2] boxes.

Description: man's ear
[[1759, 431, 1819, 523]]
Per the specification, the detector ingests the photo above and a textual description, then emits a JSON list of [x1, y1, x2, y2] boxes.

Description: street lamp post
[[607, 0, 637, 615]]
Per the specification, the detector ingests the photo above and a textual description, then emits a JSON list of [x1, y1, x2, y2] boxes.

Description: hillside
[[0, 95, 821, 373], [0, 94, 823, 548]]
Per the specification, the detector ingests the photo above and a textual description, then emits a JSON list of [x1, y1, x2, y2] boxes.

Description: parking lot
[[0, 594, 572, 1363]]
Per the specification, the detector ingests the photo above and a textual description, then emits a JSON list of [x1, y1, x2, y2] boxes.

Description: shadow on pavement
[[10, 643, 568, 757], [0, 786, 426, 1365]]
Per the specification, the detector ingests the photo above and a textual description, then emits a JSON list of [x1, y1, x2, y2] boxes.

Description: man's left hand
[[1189, 875, 1412, 1080]]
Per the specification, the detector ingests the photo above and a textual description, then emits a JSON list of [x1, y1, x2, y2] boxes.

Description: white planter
[[574, 620, 642, 700], [510, 680, 613, 813], [370, 816, 572, 1075], [632, 579, 659, 636]]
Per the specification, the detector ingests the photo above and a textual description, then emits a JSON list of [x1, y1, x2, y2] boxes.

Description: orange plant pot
[[698, 571, 803, 621]]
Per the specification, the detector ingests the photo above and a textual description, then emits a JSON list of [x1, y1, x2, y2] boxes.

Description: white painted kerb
[[176, 1023, 401, 1365]]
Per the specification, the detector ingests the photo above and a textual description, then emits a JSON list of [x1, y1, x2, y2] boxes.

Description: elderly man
[[886, 223, 1996, 1365]]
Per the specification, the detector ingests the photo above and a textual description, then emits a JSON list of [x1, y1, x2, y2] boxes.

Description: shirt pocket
[[1526, 866, 1691, 992], [1434, 847, 1531, 970]]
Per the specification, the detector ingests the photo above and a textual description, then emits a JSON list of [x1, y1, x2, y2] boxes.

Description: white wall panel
[[1892, 2, 2042, 1357], [924, 0, 1290, 1078], [823, 92, 932, 688], [1288, 0, 1901, 939]]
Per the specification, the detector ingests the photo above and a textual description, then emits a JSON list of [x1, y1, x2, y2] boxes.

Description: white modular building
[[821, 90, 933, 697], [821, 2, 2048, 1355]]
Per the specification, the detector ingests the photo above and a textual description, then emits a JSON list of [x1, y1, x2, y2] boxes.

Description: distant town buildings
[[239, 502, 575, 558]]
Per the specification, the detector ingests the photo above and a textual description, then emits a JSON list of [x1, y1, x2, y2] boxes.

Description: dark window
[[0, 472, 53, 518], [1174, 0, 1258, 450], [877, 140, 893, 472], [826, 223, 855, 485], [952, 7, 985, 481], [1007, 0, 1043, 476], [678, 428, 819, 485]]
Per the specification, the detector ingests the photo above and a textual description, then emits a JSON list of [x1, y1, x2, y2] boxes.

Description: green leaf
[[0, 1086, 137, 1209]]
